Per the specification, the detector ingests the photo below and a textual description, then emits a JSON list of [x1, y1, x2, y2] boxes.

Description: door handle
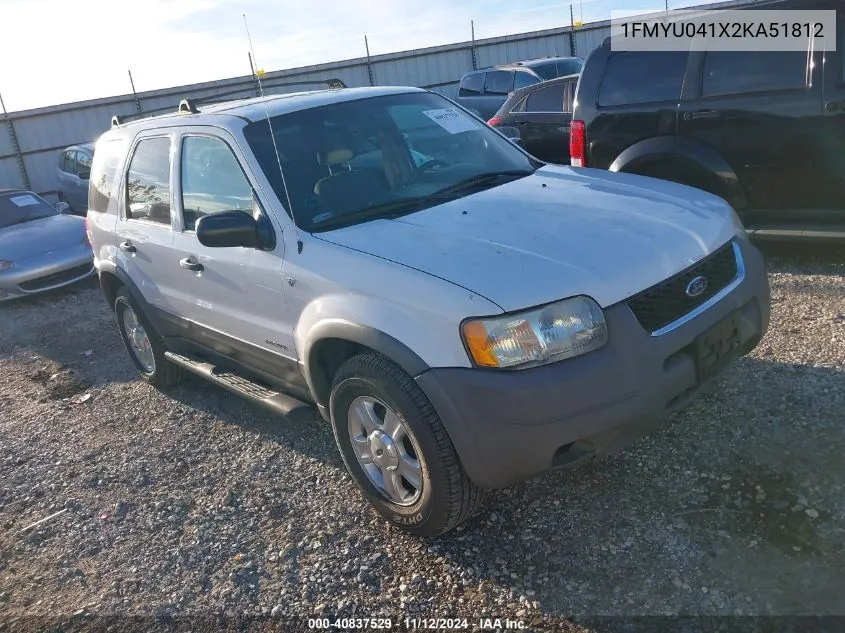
[[514, 120, 529, 126], [179, 257, 204, 272], [684, 110, 720, 121], [119, 241, 136, 253]]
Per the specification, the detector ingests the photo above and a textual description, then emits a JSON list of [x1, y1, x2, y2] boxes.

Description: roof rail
[[175, 77, 349, 113], [112, 77, 348, 128]]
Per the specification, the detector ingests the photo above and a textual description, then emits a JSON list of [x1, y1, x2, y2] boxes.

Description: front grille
[[18, 264, 93, 292], [627, 241, 738, 334]]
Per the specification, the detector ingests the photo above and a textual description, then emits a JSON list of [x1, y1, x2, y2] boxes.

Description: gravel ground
[[0, 243, 843, 632]]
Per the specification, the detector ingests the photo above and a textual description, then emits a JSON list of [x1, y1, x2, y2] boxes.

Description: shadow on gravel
[[165, 373, 342, 465], [756, 241, 845, 271], [1, 278, 142, 389]]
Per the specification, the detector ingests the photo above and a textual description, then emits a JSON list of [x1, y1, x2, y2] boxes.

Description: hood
[[0, 214, 86, 262], [315, 165, 740, 312]]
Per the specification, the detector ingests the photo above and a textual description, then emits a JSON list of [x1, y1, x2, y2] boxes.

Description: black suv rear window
[[598, 51, 688, 107]]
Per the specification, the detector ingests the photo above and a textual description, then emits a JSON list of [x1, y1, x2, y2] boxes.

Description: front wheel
[[329, 352, 484, 536]]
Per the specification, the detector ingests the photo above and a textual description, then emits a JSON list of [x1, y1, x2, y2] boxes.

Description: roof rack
[[111, 77, 348, 128], [177, 77, 348, 114]]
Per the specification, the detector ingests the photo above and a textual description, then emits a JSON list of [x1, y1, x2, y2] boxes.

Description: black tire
[[329, 352, 484, 536], [114, 287, 185, 389]]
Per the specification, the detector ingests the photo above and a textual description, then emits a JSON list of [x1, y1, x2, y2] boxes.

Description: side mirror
[[55, 201, 71, 214], [196, 210, 259, 249]]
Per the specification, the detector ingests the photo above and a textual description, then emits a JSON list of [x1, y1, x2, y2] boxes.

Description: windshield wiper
[[434, 169, 535, 196], [310, 194, 457, 230]]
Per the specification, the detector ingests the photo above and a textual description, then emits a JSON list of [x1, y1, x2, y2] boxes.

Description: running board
[[164, 351, 315, 423]]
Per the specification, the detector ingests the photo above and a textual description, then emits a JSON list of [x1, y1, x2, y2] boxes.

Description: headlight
[[461, 296, 608, 369], [0, 260, 13, 271]]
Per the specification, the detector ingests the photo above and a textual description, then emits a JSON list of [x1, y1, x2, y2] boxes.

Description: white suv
[[86, 84, 771, 536]]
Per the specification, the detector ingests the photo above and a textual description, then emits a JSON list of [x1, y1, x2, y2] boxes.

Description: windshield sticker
[[422, 108, 480, 135], [312, 212, 333, 224], [9, 194, 40, 207]]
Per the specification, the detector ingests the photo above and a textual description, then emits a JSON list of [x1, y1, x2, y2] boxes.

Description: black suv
[[570, 0, 845, 241], [455, 57, 583, 120]]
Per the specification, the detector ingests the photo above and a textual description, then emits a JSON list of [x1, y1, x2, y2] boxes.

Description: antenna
[[243, 14, 303, 254]]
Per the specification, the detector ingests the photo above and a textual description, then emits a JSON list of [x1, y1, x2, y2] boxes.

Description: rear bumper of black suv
[[415, 237, 771, 489]]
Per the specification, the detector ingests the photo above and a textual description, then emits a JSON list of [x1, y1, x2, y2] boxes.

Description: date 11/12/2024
[[307, 617, 529, 630]]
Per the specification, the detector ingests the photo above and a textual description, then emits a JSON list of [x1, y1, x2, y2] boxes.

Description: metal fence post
[[128, 70, 143, 114], [0, 92, 30, 190], [248, 53, 261, 96], [470, 20, 478, 70], [569, 5, 577, 57], [365, 35, 376, 86]]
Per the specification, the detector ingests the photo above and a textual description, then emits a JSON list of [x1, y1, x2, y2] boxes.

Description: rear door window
[[126, 137, 173, 225], [484, 70, 515, 95], [701, 51, 809, 96], [598, 51, 688, 107], [458, 72, 484, 97], [524, 83, 566, 112]]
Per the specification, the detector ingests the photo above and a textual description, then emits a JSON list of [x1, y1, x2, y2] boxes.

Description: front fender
[[608, 136, 749, 210], [295, 293, 479, 408]]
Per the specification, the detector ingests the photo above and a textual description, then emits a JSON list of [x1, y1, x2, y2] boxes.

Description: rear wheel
[[114, 287, 185, 388], [329, 352, 484, 536]]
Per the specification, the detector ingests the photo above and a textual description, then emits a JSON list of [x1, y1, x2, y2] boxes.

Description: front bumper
[[0, 245, 94, 302], [416, 238, 771, 489]]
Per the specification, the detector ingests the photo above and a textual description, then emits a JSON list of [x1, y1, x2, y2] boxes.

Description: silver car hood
[[0, 215, 86, 262]]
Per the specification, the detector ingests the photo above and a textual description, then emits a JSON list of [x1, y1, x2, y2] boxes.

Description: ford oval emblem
[[685, 275, 708, 298]]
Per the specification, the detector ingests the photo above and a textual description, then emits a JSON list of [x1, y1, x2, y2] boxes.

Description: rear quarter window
[[88, 138, 127, 214], [598, 51, 688, 107]]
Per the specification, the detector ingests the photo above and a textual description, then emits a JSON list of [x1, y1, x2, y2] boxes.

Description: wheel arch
[[302, 321, 431, 412], [608, 135, 749, 210]]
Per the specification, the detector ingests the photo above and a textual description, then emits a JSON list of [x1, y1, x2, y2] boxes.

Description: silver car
[[0, 189, 94, 302]]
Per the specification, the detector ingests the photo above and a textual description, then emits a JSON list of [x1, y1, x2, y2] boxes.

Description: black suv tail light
[[570, 120, 587, 167]]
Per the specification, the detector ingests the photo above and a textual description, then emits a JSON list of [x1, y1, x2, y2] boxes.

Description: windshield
[[0, 192, 58, 229], [243, 91, 539, 231]]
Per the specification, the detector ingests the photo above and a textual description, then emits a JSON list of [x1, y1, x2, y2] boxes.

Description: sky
[[1, 0, 713, 113]]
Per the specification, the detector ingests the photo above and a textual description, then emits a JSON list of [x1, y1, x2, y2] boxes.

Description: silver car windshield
[[243, 91, 538, 231], [0, 192, 57, 229]]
